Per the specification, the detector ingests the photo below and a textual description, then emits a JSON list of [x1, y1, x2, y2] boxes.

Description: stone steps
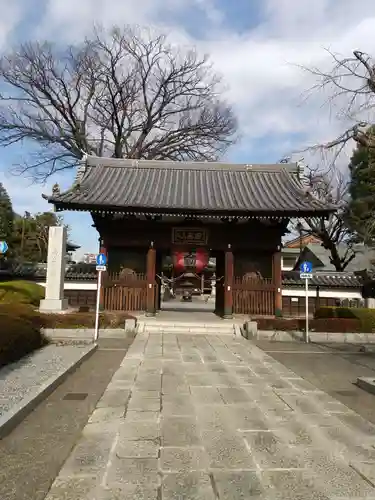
[[138, 321, 237, 335]]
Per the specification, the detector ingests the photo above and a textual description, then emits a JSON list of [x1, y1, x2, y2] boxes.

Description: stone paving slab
[[44, 332, 375, 499]]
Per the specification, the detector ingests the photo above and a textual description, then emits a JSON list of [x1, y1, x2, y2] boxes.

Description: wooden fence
[[103, 272, 149, 312], [233, 277, 275, 316], [64, 289, 96, 308]]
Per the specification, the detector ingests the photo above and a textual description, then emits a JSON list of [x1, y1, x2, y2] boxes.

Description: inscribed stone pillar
[[39, 226, 69, 312]]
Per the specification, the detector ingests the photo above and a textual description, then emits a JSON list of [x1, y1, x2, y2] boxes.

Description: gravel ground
[[0, 344, 93, 417]]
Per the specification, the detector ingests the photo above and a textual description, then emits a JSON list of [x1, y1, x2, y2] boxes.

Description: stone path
[[45, 333, 375, 499]]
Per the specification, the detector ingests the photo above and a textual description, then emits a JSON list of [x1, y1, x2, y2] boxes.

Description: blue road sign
[[96, 253, 107, 266], [0, 241, 8, 254], [300, 261, 312, 274]]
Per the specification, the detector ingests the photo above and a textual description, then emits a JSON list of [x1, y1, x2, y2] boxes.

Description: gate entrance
[[44, 156, 333, 319], [156, 249, 216, 313]]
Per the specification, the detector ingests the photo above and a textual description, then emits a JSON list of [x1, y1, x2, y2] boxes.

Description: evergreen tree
[[0, 182, 13, 241], [0, 183, 13, 263], [348, 128, 375, 242]]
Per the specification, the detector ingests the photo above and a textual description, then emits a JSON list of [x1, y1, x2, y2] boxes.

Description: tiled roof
[[282, 271, 363, 288], [293, 244, 375, 273], [1, 266, 363, 288], [44, 156, 334, 216]]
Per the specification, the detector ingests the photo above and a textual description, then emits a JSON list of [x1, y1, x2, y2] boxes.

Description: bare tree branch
[[299, 49, 375, 153], [0, 25, 237, 181], [296, 163, 356, 271]]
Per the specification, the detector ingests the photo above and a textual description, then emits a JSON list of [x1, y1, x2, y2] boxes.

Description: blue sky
[[0, 0, 375, 259]]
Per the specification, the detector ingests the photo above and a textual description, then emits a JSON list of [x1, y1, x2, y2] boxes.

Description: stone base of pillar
[[145, 311, 156, 317], [39, 298, 69, 313], [223, 312, 233, 319]]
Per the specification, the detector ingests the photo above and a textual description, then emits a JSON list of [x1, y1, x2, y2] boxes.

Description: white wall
[[281, 255, 298, 271], [36, 281, 363, 300], [282, 288, 362, 300]]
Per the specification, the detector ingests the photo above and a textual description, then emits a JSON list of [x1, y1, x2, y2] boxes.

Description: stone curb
[[0, 344, 97, 439], [357, 377, 375, 395], [244, 329, 375, 343], [43, 328, 129, 339]]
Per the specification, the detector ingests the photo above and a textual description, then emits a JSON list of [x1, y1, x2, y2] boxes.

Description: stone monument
[[39, 226, 69, 313]]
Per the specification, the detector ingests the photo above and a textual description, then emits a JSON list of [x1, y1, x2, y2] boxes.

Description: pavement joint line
[[262, 350, 351, 354], [243, 435, 261, 472], [0, 344, 97, 440], [99, 348, 130, 351], [350, 463, 375, 488], [209, 472, 220, 499], [101, 431, 119, 488]]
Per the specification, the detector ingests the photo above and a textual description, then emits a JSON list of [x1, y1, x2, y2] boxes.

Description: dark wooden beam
[[146, 242, 157, 316], [273, 245, 282, 316], [224, 244, 234, 318]]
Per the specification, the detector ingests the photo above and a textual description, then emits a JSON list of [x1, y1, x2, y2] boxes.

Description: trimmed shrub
[[256, 318, 301, 331], [310, 318, 363, 333], [314, 307, 337, 319], [41, 311, 136, 329], [0, 313, 47, 367], [314, 306, 375, 332], [256, 315, 364, 333], [349, 308, 375, 332], [0, 280, 45, 306], [0, 303, 44, 329]]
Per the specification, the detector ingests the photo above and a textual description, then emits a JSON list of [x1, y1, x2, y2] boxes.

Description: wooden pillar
[[99, 238, 107, 311], [224, 244, 234, 318], [146, 242, 156, 316], [315, 285, 320, 314], [273, 245, 282, 317]]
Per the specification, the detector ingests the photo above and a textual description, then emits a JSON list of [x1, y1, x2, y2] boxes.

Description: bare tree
[[297, 164, 356, 271], [0, 25, 237, 180], [301, 49, 375, 155]]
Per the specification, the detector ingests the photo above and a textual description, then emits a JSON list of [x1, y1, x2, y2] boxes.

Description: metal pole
[[305, 277, 309, 343], [94, 270, 102, 342]]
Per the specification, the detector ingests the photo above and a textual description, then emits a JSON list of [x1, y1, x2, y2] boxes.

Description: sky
[[0, 0, 375, 259]]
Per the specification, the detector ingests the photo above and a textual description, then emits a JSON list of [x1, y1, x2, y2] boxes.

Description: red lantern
[[173, 249, 209, 273], [173, 251, 185, 272], [195, 248, 209, 273]]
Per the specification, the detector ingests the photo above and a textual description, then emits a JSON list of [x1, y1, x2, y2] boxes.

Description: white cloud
[[35, 0, 375, 153], [0, 1, 23, 49], [2, 0, 375, 253]]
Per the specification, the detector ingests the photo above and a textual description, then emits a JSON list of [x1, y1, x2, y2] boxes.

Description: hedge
[[256, 316, 364, 333], [0, 303, 136, 367], [0, 280, 45, 306], [0, 311, 47, 367], [0, 303, 135, 330], [41, 311, 135, 329], [0, 303, 45, 329], [315, 307, 375, 333]]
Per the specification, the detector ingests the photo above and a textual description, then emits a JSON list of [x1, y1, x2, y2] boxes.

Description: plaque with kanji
[[172, 228, 208, 246]]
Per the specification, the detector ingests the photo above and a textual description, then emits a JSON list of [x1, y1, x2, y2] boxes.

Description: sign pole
[[305, 277, 309, 343], [94, 252, 107, 342], [94, 270, 102, 343], [300, 261, 312, 344]]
